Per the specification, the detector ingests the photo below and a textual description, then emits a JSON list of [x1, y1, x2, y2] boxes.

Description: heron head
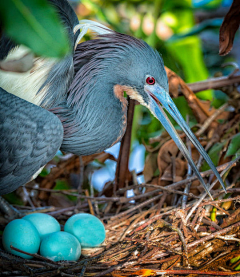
[[110, 34, 225, 197]]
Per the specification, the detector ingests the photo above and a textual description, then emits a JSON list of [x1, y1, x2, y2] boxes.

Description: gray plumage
[[0, 0, 78, 194], [0, 88, 63, 194], [50, 33, 167, 155]]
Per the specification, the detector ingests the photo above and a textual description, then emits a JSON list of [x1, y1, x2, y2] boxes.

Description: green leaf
[[211, 90, 229, 109], [225, 133, 240, 158], [231, 255, 240, 270], [231, 256, 240, 264], [3, 192, 24, 205], [39, 167, 49, 177], [0, 0, 70, 58], [201, 142, 225, 171], [210, 206, 217, 222], [54, 180, 77, 202]]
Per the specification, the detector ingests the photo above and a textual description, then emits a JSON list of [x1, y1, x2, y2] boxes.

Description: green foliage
[[210, 206, 217, 221], [225, 133, 240, 158], [3, 192, 24, 205], [54, 180, 77, 202], [201, 132, 240, 172], [39, 167, 49, 177], [230, 256, 240, 270], [0, 0, 70, 58], [169, 19, 223, 41], [201, 142, 225, 171], [211, 90, 229, 108]]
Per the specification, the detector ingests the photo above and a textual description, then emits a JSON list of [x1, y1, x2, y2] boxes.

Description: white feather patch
[[0, 45, 57, 106], [74, 19, 112, 49]]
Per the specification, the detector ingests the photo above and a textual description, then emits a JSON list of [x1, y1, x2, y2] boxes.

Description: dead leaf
[[48, 192, 74, 208], [157, 140, 187, 179], [165, 66, 212, 124], [143, 153, 158, 183], [219, 0, 240, 56], [160, 162, 184, 182]]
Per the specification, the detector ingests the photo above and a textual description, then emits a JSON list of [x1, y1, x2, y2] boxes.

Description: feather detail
[[73, 20, 113, 49]]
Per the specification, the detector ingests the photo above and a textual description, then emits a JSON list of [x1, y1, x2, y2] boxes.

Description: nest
[[1, 198, 240, 277]]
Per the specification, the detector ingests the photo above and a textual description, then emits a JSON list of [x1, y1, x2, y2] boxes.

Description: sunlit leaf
[[210, 206, 217, 221], [169, 18, 223, 41], [231, 255, 240, 270], [0, 0, 70, 58]]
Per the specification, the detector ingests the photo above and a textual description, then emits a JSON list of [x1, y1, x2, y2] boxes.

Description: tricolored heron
[[0, 0, 226, 198]]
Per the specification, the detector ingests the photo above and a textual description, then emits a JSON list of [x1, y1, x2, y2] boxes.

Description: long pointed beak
[[145, 84, 226, 199]]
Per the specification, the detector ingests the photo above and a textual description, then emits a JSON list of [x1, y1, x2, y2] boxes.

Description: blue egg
[[23, 213, 60, 240], [40, 231, 81, 261], [2, 219, 40, 259], [64, 213, 105, 248]]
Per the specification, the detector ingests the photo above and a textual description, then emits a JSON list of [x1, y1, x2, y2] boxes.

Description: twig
[[221, 207, 240, 228], [119, 211, 151, 241], [119, 186, 199, 204], [118, 184, 199, 199], [115, 98, 135, 191], [196, 103, 229, 136], [104, 194, 163, 220], [187, 74, 240, 93], [202, 217, 222, 230], [186, 156, 240, 222], [78, 156, 84, 195], [201, 195, 240, 206], [116, 159, 233, 197], [85, 189, 95, 215], [10, 246, 57, 264], [26, 186, 121, 202], [195, 209, 206, 231], [176, 220, 240, 251], [122, 268, 240, 275], [93, 262, 125, 277], [166, 160, 235, 192]]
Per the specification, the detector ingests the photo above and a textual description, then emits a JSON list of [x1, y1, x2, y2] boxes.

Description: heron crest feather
[[74, 20, 113, 49]]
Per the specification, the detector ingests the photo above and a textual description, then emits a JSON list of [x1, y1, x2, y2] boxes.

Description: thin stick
[[104, 194, 163, 220], [187, 74, 240, 93], [186, 156, 240, 222], [10, 246, 57, 264], [185, 221, 240, 250], [85, 189, 95, 215], [196, 103, 228, 136]]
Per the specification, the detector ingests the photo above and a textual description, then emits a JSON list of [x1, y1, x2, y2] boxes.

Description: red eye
[[146, 76, 155, 85]]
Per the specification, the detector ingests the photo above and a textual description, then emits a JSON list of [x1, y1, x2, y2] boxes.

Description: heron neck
[[53, 82, 128, 156]]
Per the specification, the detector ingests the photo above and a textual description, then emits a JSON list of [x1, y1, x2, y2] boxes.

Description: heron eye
[[146, 76, 155, 85]]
